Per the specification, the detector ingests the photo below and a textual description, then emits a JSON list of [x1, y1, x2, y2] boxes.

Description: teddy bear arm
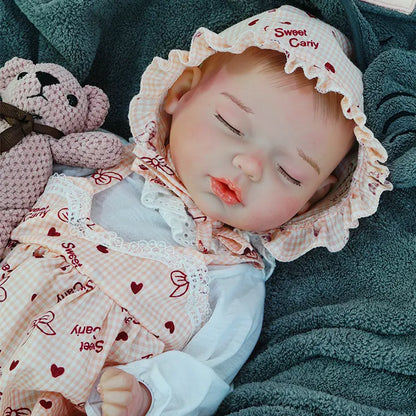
[[50, 132, 123, 169]]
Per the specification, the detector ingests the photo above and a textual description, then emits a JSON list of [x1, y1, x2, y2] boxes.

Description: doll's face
[[166, 57, 354, 232]]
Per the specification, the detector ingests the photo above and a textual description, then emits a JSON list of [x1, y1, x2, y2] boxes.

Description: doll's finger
[[101, 402, 126, 416], [101, 390, 133, 407], [100, 367, 124, 385], [100, 372, 135, 391]]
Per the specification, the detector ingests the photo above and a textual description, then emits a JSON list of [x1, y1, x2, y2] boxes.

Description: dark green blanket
[[1, 0, 415, 414]]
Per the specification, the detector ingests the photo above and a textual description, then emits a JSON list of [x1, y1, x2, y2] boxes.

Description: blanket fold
[[364, 48, 416, 188], [1, 0, 415, 414]]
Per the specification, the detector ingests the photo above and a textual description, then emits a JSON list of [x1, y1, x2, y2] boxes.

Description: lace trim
[[141, 179, 239, 257], [45, 174, 211, 332], [141, 179, 197, 248], [247, 233, 276, 280]]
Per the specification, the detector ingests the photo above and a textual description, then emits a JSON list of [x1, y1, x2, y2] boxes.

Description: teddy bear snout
[[35, 71, 59, 88], [27, 71, 60, 100]]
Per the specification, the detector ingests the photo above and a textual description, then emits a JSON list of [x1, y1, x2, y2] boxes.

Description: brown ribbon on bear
[[0, 101, 64, 154]]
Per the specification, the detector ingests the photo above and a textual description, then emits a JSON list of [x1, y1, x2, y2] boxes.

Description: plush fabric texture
[[0, 0, 415, 414]]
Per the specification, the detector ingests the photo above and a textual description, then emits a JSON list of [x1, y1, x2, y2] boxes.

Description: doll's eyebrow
[[221, 92, 254, 114], [297, 148, 320, 175]]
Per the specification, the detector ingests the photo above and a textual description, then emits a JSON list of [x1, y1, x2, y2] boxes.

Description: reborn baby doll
[[0, 5, 391, 416]]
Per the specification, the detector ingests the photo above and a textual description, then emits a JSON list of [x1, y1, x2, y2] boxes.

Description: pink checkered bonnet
[[129, 5, 392, 262]]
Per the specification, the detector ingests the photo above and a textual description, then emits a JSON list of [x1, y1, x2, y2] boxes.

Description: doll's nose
[[232, 153, 263, 182]]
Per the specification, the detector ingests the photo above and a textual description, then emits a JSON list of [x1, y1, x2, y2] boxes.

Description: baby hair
[[200, 46, 347, 123]]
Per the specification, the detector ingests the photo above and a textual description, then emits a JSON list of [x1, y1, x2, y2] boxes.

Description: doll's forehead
[[200, 48, 309, 96], [195, 59, 355, 165], [199, 51, 348, 125]]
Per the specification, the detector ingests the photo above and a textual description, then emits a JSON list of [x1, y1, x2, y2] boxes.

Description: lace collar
[[130, 146, 263, 266]]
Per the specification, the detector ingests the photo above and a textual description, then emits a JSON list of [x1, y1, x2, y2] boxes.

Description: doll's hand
[[99, 367, 152, 416]]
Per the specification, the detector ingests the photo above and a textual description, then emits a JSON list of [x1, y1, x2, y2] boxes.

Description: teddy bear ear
[[82, 85, 110, 131], [0, 57, 34, 91]]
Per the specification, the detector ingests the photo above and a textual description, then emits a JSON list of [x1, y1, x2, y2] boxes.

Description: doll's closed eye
[[276, 165, 302, 186], [214, 113, 242, 136]]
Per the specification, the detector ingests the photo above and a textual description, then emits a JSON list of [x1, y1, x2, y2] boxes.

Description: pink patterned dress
[[0, 146, 261, 415]]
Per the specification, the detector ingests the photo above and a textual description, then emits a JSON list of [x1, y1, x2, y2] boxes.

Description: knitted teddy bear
[[0, 57, 124, 258]]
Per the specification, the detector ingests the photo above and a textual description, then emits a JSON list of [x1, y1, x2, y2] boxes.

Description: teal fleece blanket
[[1, 0, 415, 414]]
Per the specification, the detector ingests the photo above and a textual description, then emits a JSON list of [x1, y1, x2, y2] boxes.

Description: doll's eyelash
[[277, 165, 302, 186], [214, 113, 242, 136]]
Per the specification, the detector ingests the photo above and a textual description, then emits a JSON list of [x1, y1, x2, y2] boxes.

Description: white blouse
[[54, 165, 268, 416]]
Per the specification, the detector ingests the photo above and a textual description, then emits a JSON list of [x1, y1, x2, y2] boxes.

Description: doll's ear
[[164, 67, 202, 114], [297, 174, 337, 215]]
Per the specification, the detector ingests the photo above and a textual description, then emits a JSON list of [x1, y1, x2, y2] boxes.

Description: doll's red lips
[[211, 177, 242, 205]]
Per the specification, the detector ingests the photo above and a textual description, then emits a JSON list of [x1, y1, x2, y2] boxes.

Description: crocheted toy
[[0, 57, 123, 258]]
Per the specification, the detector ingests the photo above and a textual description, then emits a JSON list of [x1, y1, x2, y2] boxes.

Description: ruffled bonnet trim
[[129, 5, 392, 262]]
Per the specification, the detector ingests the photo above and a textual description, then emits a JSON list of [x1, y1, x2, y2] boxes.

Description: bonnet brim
[[129, 5, 392, 262]]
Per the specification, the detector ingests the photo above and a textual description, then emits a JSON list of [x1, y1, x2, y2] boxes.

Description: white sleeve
[[85, 263, 265, 416]]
